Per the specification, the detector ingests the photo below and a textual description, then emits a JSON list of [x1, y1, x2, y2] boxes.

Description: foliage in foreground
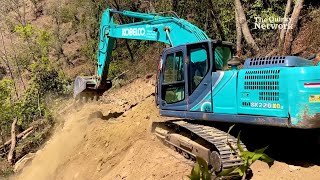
[[189, 156, 213, 180], [189, 125, 274, 180]]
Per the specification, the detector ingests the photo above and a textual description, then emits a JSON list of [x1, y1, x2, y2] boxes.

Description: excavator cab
[[157, 40, 233, 111]]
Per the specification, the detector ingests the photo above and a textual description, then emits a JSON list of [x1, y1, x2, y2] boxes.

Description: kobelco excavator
[[74, 8, 320, 175]]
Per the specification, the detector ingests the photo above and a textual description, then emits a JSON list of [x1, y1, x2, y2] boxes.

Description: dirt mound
[[13, 78, 320, 180], [14, 78, 191, 180]]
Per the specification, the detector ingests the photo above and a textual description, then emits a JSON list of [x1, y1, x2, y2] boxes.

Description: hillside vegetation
[[0, 0, 320, 177]]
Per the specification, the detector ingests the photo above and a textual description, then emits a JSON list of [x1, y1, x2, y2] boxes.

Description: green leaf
[[248, 146, 269, 164], [227, 124, 235, 140], [235, 165, 247, 176], [202, 171, 212, 180], [254, 146, 268, 154], [189, 163, 201, 180], [188, 174, 200, 180], [197, 156, 209, 171], [217, 167, 237, 177], [260, 154, 274, 167], [237, 131, 245, 153], [240, 151, 254, 160], [249, 153, 264, 165], [196, 156, 209, 172]]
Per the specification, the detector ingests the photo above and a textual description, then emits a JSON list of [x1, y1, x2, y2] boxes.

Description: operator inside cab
[[214, 46, 232, 70], [189, 45, 232, 93]]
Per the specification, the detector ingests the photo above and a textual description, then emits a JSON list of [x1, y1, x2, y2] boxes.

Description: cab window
[[162, 51, 185, 103], [214, 46, 232, 70], [188, 45, 209, 94]]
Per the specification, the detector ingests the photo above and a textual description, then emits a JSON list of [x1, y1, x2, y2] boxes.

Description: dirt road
[[14, 78, 320, 180]]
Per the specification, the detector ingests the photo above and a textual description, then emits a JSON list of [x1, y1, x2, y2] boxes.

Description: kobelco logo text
[[122, 28, 146, 36]]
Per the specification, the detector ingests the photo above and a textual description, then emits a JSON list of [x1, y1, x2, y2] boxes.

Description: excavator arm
[[74, 8, 209, 99]]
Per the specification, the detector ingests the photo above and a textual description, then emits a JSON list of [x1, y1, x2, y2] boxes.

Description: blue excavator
[[74, 9, 320, 175]]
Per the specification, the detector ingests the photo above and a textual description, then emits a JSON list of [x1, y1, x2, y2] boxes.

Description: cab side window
[[164, 52, 184, 83], [189, 47, 209, 94], [163, 51, 185, 103]]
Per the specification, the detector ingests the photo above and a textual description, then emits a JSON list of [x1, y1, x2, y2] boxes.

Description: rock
[[105, 141, 109, 147], [288, 165, 301, 172], [96, 160, 104, 172], [14, 153, 36, 173], [96, 163, 102, 172]]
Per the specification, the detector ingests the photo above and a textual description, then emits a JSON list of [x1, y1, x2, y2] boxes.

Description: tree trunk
[[235, 9, 243, 57], [235, 0, 260, 52], [208, 0, 226, 40], [278, 0, 292, 54], [0, 126, 6, 152], [283, 0, 304, 55], [0, 126, 35, 151], [8, 118, 17, 164]]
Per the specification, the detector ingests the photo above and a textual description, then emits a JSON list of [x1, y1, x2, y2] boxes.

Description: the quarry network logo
[[253, 16, 293, 30]]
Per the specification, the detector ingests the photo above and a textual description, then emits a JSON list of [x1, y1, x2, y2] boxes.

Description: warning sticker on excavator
[[309, 95, 320, 103]]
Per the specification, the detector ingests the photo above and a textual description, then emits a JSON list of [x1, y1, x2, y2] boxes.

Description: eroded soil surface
[[13, 78, 320, 180]]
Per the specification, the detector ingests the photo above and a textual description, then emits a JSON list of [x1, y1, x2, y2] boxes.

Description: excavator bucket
[[73, 76, 97, 100], [73, 76, 112, 101]]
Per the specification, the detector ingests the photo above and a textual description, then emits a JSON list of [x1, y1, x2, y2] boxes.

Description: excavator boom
[[73, 9, 209, 99]]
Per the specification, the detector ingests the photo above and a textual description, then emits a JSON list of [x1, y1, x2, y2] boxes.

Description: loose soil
[[12, 78, 320, 180]]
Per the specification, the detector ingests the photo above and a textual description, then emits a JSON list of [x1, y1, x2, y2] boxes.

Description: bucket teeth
[[73, 76, 112, 101]]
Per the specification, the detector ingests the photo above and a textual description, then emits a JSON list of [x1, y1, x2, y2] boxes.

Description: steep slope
[[13, 77, 320, 180], [14, 78, 191, 180]]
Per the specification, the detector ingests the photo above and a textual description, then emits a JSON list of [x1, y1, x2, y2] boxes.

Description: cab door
[[159, 46, 188, 111], [186, 42, 213, 112]]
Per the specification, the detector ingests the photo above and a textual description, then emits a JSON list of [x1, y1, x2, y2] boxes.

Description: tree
[[0, 79, 14, 149], [235, 9, 243, 56], [234, 0, 260, 53], [283, 0, 304, 55], [0, 30, 19, 98], [278, 0, 292, 54], [208, 0, 226, 41]]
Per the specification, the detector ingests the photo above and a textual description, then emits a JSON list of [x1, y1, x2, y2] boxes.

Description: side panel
[[237, 68, 289, 118], [212, 71, 238, 114], [287, 66, 320, 128]]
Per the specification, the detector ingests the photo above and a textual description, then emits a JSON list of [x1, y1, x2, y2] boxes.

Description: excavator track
[[153, 120, 247, 177]]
